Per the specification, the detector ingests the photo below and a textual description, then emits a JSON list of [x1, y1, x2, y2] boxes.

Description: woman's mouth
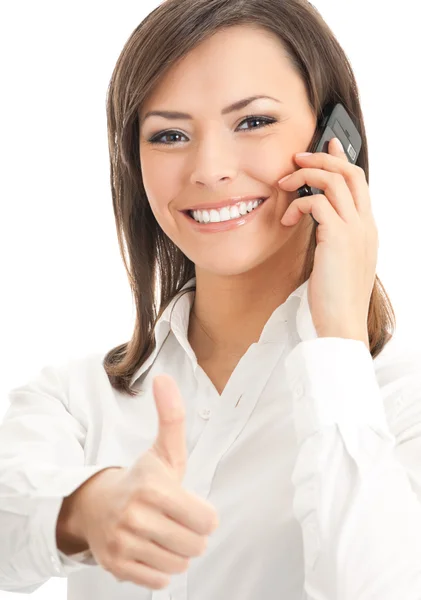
[[181, 197, 269, 234]]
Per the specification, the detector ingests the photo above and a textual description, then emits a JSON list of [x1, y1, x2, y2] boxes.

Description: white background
[[1, 1, 420, 598]]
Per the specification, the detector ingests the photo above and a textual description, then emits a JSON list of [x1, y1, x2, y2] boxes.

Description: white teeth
[[230, 205, 240, 219], [209, 209, 220, 223], [191, 198, 264, 224], [219, 207, 231, 222], [239, 202, 248, 215]]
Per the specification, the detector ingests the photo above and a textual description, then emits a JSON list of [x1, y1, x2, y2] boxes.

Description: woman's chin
[[190, 243, 284, 277]]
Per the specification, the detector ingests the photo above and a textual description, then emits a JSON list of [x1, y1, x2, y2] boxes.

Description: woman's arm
[[0, 363, 124, 593], [285, 337, 421, 600]]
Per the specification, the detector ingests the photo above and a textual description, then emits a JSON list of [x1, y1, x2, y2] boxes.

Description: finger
[[279, 167, 357, 224], [128, 536, 191, 575], [156, 485, 219, 535], [281, 193, 340, 229], [114, 558, 170, 590], [134, 452, 219, 534], [151, 374, 187, 482], [329, 136, 348, 158], [294, 144, 370, 215], [127, 504, 212, 556]]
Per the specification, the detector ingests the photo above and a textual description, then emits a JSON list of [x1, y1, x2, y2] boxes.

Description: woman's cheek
[[141, 173, 171, 224]]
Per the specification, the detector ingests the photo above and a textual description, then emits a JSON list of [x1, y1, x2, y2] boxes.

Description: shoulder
[[8, 351, 110, 410]]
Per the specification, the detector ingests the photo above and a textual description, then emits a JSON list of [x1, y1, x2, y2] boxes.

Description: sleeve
[[285, 337, 421, 600], [0, 361, 126, 593]]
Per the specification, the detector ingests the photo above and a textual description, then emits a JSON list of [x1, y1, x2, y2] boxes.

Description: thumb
[[151, 373, 187, 482]]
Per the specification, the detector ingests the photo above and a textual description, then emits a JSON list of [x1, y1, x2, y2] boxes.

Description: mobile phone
[[296, 103, 362, 224]]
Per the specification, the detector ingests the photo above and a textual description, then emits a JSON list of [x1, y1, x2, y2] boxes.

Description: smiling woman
[[104, 0, 395, 398], [4, 2, 416, 600]]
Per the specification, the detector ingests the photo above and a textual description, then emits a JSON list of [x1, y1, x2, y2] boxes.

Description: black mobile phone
[[296, 103, 362, 223]]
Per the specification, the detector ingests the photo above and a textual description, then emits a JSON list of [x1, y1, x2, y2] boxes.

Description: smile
[[181, 197, 269, 234]]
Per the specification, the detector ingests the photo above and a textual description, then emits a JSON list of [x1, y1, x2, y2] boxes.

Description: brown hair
[[103, 0, 396, 397]]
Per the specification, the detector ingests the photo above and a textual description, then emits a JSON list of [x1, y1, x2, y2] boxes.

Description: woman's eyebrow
[[140, 95, 283, 126]]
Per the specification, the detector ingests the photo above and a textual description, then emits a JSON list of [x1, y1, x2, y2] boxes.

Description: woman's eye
[[148, 115, 278, 146]]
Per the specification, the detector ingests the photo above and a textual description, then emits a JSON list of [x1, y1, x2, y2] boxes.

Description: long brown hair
[[103, 0, 396, 397]]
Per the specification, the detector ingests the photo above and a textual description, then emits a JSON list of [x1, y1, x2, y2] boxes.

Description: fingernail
[[295, 152, 313, 157], [278, 174, 292, 184], [333, 137, 344, 152]]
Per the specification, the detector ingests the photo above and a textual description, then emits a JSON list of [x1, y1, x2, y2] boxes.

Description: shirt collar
[[130, 276, 316, 388]]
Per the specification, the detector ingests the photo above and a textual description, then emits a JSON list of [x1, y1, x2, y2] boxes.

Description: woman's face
[[138, 25, 317, 276]]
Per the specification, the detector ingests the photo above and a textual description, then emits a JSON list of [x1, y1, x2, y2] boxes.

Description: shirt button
[[199, 408, 211, 420], [294, 383, 304, 399]]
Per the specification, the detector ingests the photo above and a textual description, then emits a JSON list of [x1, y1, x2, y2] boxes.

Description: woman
[[1, 0, 421, 598]]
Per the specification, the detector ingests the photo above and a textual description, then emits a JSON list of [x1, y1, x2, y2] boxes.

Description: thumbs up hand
[[72, 374, 219, 591]]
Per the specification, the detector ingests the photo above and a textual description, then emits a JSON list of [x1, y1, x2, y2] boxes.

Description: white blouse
[[1, 276, 421, 600]]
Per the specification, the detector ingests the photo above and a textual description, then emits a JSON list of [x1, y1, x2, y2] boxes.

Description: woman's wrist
[[56, 467, 125, 555]]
